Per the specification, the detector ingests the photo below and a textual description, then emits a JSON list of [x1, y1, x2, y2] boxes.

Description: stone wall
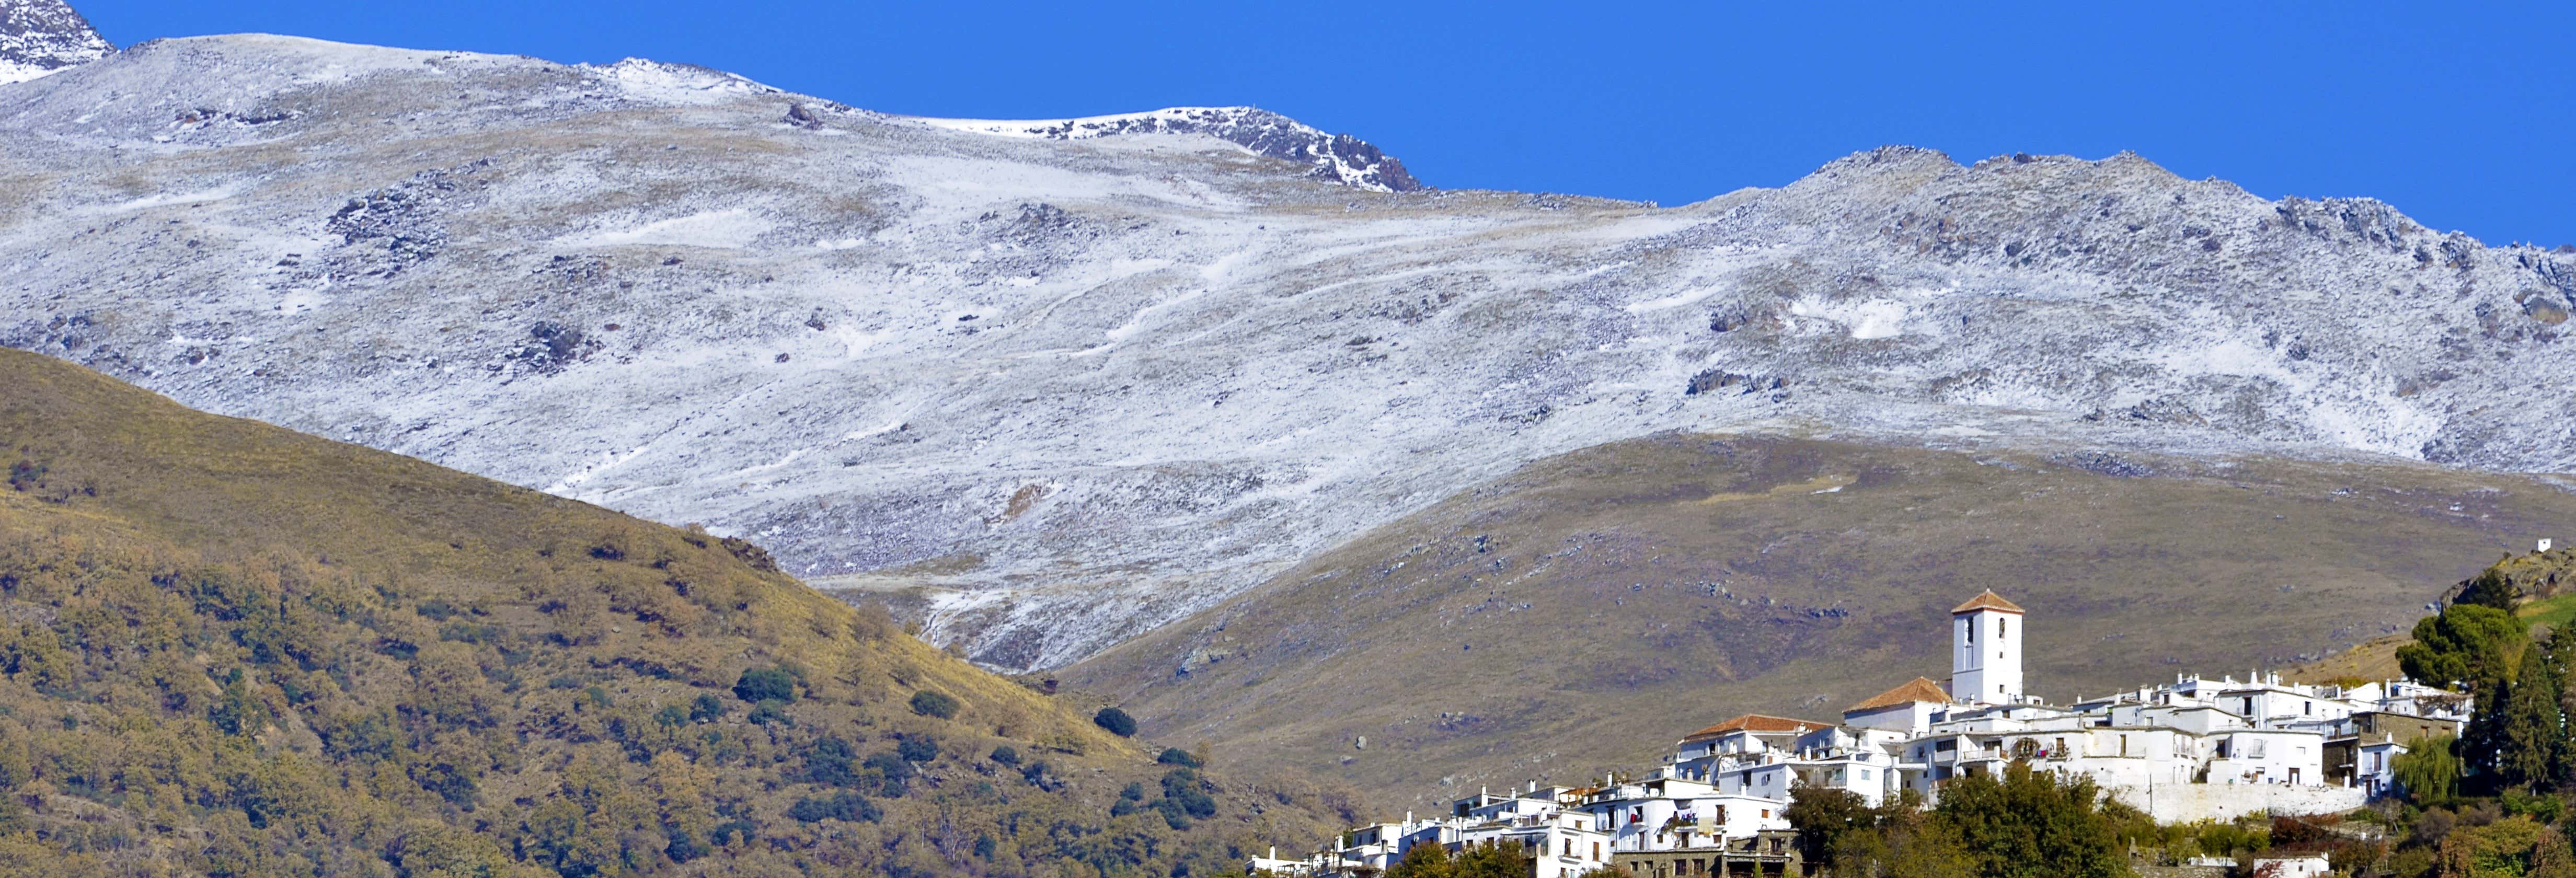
[[2107, 782, 2367, 823]]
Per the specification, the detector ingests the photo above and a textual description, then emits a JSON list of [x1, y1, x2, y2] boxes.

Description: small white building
[[2250, 853, 2332, 878]]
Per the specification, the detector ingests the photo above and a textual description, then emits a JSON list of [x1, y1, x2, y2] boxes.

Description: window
[[1965, 619, 1974, 643], [1998, 618, 2007, 639], [1761, 810, 1770, 819], [1860, 769, 1872, 780]]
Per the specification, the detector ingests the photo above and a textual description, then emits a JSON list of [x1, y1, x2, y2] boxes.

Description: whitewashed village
[[1249, 591, 2472, 878]]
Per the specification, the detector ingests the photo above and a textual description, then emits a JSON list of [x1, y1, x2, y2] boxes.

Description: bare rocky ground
[[4, 30, 2575, 674]]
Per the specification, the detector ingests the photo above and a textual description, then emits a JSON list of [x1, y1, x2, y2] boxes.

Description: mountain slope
[[0, 0, 107, 84], [2, 30, 2574, 673], [1061, 434, 2576, 807], [0, 347, 1350, 877]]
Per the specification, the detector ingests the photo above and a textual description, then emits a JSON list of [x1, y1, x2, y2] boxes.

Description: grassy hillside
[[1061, 433, 2576, 808], [0, 348, 1350, 877]]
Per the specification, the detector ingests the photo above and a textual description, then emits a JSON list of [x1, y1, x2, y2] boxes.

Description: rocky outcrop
[[918, 106, 1424, 192]]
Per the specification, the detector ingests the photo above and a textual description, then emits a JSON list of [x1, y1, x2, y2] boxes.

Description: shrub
[[710, 818, 760, 845], [864, 752, 913, 798], [787, 792, 881, 823], [1156, 747, 1202, 768], [910, 690, 959, 719], [733, 667, 796, 703], [989, 745, 1020, 766], [1162, 769, 1216, 818], [664, 827, 706, 863], [1094, 707, 1137, 736], [804, 737, 859, 787], [688, 692, 726, 722], [746, 700, 789, 725], [897, 736, 939, 763]]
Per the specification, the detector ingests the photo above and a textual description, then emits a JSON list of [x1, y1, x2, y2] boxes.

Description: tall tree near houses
[[2398, 604, 2527, 691], [2544, 625, 2576, 784], [2465, 671, 2517, 789], [2500, 648, 2566, 790]]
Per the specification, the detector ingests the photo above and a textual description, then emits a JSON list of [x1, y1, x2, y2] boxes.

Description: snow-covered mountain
[[0, 0, 107, 84], [4, 29, 2573, 672], [917, 106, 1423, 192]]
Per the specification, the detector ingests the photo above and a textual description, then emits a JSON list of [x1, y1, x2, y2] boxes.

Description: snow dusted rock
[[0, 0, 108, 84], [4, 35, 2575, 672], [918, 106, 1424, 192]]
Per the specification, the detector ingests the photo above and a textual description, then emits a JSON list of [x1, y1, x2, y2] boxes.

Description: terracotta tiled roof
[[1950, 589, 2025, 615], [1680, 714, 1823, 742], [1846, 677, 1954, 712]]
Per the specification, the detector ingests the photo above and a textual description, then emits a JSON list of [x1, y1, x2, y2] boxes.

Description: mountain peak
[[0, 0, 109, 84], [915, 106, 1424, 192]]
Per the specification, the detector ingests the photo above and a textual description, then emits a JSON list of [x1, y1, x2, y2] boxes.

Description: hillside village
[[1252, 591, 2471, 878]]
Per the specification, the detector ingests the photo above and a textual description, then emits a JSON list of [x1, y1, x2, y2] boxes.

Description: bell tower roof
[[1950, 589, 2025, 615]]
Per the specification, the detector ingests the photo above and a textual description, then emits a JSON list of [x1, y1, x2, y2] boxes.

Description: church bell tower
[[1949, 590, 2025, 705]]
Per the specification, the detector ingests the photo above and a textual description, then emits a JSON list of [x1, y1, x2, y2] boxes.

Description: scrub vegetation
[[0, 349, 1351, 877]]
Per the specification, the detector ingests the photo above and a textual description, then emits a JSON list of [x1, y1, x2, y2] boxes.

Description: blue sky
[[76, 1, 2570, 247]]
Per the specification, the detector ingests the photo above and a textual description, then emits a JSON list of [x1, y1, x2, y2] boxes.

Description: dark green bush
[[989, 745, 1020, 766], [897, 736, 938, 763], [1094, 707, 1137, 736], [1156, 747, 1202, 768], [689, 692, 726, 722], [909, 689, 959, 719], [787, 792, 881, 823], [733, 667, 796, 703]]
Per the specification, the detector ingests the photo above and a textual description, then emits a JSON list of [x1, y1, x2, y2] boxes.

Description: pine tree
[[2464, 674, 2515, 790], [2501, 651, 2565, 789]]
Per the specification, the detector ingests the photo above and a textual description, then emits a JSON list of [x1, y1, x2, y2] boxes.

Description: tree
[[1094, 707, 1137, 737], [2458, 567, 2522, 610], [908, 690, 959, 719], [2398, 604, 2527, 690], [1784, 787, 1878, 867], [1385, 839, 1453, 878], [2499, 650, 2565, 790], [1834, 802, 1976, 878], [731, 667, 795, 703], [1929, 763, 2125, 878], [2464, 668, 2529, 791], [2394, 733, 2463, 804]]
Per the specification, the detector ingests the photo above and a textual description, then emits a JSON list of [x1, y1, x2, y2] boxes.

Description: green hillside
[[0, 348, 1350, 877], [1063, 433, 2576, 808]]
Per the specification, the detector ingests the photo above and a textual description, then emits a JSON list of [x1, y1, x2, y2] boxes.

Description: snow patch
[[1790, 296, 1908, 339], [565, 209, 772, 250], [586, 58, 776, 106]]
